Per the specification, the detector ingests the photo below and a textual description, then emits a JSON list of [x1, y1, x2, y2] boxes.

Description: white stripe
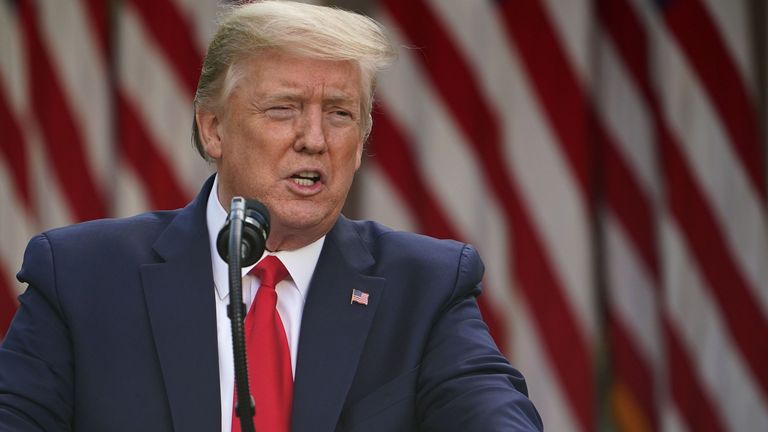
[[0, 4, 35, 302], [661, 402, 688, 432], [118, 5, 212, 197], [375, 13, 518, 349], [662, 216, 768, 432], [468, 204, 517, 354], [0, 2, 28, 115], [113, 163, 152, 218], [595, 32, 660, 198], [0, 2, 67, 304], [513, 297, 579, 432], [698, 0, 755, 91], [428, 0, 596, 340], [1, 2, 104, 227], [28, 128, 73, 230], [357, 163, 415, 233], [38, 0, 112, 188], [171, 0, 220, 53], [377, 16, 501, 247], [597, 21, 663, 378], [540, 0, 594, 87], [605, 214, 661, 370], [0, 165, 37, 297], [0, 262, 22, 306], [357, 165, 524, 346], [627, 0, 768, 316], [651, 19, 768, 315]]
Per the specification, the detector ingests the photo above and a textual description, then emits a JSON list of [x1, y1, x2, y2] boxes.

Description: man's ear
[[354, 139, 364, 171], [196, 110, 223, 160]]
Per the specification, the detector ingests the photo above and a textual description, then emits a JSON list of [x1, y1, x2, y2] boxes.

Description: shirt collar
[[206, 174, 325, 301]]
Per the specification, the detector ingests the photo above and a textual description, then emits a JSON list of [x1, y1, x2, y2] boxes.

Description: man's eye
[[330, 110, 353, 120], [266, 106, 294, 119]]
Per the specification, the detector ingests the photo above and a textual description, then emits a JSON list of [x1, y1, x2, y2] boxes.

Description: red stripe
[[0, 264, 18, 340], [599, 127, 660, 429], [509, 176, 593, 430], [370, 107, 508, 353], [0, 83, 31, 210], [18, 0, 107, 222], [78, 0, 109, 56], [384, 1, 594, 429], [662, 129, 768, 401], [608, 311, 657, 428], [597, 0, 651, 96], [496, 0, 594, 203], [596, 71, 660, 432], [128, 0, 202, 94], [598, 0, 768, 422], [597, 0, 659, 128], [665, 321, 726, 432], [599, 125, 659, 280], [609, 0, 768, 404], [118, 93, 189, 210], [119, 0, 200, 211], [660, 0, 765, 200], [596, 1, 662, 285], [370, 111, 453, 239]]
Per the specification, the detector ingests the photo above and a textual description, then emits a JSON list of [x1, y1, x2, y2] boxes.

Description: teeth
[[295, 171, 319, 179], [292, 178, 316, 186], [291, 170, 320, 187]]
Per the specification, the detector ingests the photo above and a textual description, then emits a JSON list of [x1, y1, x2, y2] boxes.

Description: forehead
[[235, 50, 364, 101]]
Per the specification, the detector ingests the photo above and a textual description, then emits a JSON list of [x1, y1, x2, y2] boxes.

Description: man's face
[[199, 50, 365, 251]]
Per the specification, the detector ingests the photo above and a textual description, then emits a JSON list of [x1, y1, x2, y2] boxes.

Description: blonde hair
[[192, 0, 397, 160]]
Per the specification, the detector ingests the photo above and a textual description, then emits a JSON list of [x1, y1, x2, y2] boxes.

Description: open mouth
[[290, 171, 321, 187]]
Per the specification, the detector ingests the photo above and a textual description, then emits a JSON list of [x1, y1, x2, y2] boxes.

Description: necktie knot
[[250, 255, 289, 290]]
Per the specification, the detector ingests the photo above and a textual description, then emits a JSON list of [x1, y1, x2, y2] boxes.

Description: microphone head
[[216, 198, 270, 267]]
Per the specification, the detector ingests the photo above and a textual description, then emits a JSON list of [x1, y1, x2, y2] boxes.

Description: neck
[[265, 226, 327, 252]]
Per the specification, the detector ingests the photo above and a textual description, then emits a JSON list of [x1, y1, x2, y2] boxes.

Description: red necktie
[[232, 256, 292, 432]]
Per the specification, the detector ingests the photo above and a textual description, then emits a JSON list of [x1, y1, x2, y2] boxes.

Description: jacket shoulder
[[346, 218, 464, 251], [343, 218, 482, 278], [41, 210, 179, 249], [19, 210, 182, 283]]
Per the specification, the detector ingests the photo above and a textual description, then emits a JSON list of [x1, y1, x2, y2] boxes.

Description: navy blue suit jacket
[[0, 177, 542, 431]]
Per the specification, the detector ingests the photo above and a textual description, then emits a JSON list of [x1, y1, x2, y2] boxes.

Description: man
[[0, 1, 542, 431]]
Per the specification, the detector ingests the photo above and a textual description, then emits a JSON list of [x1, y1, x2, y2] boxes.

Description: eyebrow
[[258, 90, 359, 106], [258, 92, 303, 104]]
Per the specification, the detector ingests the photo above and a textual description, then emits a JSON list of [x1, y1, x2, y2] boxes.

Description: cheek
[[335, 130, 364, 165], [336, 142, 362, 173]]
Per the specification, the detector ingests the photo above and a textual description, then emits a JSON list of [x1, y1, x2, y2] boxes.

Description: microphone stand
[[218, 197, 270, 432], [227, 203, 255, 432]]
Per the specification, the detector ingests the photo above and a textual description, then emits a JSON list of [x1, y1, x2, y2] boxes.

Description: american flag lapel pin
[[350, 289, 369, 306]]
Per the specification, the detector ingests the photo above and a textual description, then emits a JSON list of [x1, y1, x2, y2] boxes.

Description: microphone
[[216, 196, 270, 432], [216, 197, 270, 266]]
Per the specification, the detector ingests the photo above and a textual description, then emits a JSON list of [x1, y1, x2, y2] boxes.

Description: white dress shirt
[[206, 176, 324, 432]]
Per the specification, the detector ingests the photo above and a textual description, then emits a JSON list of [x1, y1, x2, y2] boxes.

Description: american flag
[[1, 0, 766, 430], [350, 288, 369, 306]]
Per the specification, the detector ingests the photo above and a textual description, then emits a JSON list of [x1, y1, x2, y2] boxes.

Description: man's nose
[[294, 108, 327, 154]]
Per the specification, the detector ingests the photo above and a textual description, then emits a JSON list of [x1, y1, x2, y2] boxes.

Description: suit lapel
[[291, 217, 385, 432], [140, 176, 222, 432]]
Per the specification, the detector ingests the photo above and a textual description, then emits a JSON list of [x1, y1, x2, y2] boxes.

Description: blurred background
[[1, 0, 767, 430]]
